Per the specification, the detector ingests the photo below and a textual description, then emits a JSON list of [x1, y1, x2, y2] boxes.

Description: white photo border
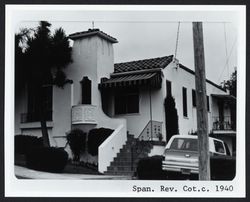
[[5, 5, 246, 198]]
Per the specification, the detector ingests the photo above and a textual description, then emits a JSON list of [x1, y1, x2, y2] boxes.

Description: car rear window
[[214, 140, 225, 154], [170, 138, 198, 151]]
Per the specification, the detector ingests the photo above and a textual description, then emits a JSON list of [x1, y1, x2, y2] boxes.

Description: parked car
[[162, 135, 235, 180]]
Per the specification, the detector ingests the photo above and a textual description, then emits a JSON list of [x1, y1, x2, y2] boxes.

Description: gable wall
[[162, 61, 229, 136]]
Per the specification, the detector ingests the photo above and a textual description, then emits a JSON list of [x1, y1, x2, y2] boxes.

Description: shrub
[[87, 127, 114, 156], [15, 135, 43, 154], [164, 95, 179, 142], [26, 147, 68, 173], [66, 128, 87, 161], [210, 156, 236, 180], [136, 155, 166, 180]]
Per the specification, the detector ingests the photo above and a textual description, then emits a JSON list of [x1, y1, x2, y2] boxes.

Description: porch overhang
[[99, 69, 162, 89], [211, 94, 236, 102]]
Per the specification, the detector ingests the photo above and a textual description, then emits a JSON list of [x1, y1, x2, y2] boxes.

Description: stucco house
[[15, 28, 236, 174]]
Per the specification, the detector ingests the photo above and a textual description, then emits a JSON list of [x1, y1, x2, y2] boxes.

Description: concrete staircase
[[104, 134, 153, 176]]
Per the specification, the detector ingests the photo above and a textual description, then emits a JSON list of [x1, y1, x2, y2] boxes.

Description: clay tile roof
[[114, 55, 174, 73], [68, 28, 118, 43]]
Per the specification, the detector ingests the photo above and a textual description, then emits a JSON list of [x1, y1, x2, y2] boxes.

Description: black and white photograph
[[5, 5, 246, 197]]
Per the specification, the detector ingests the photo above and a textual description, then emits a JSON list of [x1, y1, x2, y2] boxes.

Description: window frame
[[182, 87, 188, 117], [207, 95, 210, 112], [166, 80, 172, 96], [192, 89, 196, 107], [81, 76, 92, 105]]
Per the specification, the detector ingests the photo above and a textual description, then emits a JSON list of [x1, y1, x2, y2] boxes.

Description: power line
[[223, 23, 229, 79], [217, 36, 237, 83], [174, 22, 180, 60]]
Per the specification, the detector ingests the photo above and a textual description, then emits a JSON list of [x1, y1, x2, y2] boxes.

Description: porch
[[212, 116, 236, 131], [211, 94, 236, 134], [210, 94, 236, 156]]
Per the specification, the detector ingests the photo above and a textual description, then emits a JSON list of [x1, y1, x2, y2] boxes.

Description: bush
[[137, 155, 166, 180], [15, 135, 43, 154], [87, 127, 114, 156], [26, 147, 68, 173], [66, 128, 86, 161], [164, 95, 179, 142], [210, 156, 236, 180]]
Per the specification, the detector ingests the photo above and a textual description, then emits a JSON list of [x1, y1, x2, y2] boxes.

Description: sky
[[15, 7, 239, 85]]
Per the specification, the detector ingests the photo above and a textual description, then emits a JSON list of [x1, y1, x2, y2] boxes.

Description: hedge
[[87, 127, 113, 156], [66, 128, 87, 161], [26, 147, 68, 173], [136, 155, 166, 180], [210, 156, 236, 180], [15, 135, 43, 154]]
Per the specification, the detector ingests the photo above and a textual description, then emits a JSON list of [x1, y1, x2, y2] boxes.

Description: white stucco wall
[[51, 83, 72, 146], [65, 36, 115, 107], [65, 34, 128, 172], [96, 38, 115, 81], [113, 87, 164, 138], [65, 37, 97, 106], [108, 60, 229, 142], [162, 61, 228, 136]]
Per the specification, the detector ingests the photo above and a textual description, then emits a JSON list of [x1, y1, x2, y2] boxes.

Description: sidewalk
[[15, 166, 132, 180]]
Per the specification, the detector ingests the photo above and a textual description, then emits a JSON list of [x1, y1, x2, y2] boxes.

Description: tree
[[15, 21, 72, 147], [221, 70, 237, 130], [15, 28, 32, 91], [164, 95, 179, 142], [221, 70, 237, 97]]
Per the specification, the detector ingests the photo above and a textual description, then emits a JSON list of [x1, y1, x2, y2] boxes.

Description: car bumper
[[162, 160, 199, 174]]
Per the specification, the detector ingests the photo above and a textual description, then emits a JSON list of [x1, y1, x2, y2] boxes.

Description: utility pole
[[192, 22, 210, 180]]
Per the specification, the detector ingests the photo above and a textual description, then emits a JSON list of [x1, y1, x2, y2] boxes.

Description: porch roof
[[114, 55, 173, 73], [99, 70, 162, 89], [211, 94, 236, 102]]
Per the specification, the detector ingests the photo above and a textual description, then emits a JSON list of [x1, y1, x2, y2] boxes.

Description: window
[[81, 76, 91, 104], [115, 88, 139, 115], [170, 138, 198, 151], [182, 87, 188, 117], [207, 95, 210, 111], [166, 80, 172, 96], [192, 89, 196, 107], [214, 140, 225, 154], [26, 85, 52, 122], [192, 90, 210, 112]]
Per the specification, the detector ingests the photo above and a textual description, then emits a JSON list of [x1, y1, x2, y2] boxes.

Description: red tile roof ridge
[[68, 28, 118, 43], [114, 55, 174, 73], [114, 55, 173, 66]]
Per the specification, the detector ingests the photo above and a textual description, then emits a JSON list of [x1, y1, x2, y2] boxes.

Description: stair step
[[107, 166, 137, 172], [104, 171, 135, 176], [110, 159, 139, 167], [117, 149, 150, 155], [104, 133, 154, 175], [114, 153, 149, 161]]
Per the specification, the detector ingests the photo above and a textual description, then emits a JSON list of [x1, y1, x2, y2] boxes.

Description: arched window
[[80, 76, 91, 104]]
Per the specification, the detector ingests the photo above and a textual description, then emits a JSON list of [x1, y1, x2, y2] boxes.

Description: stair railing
[[130, 120, 163, 172], [137, 120, 163, 141]]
